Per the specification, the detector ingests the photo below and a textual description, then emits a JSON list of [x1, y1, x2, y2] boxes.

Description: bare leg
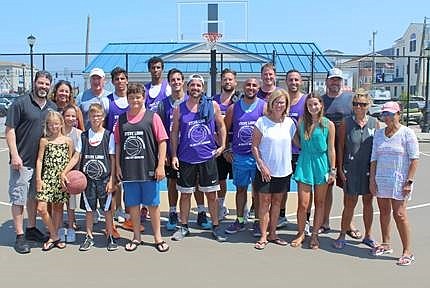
[[179, 193, 192, 224], [206, 191, 219, 226], [26, 197, 38, 228], [128, 206, 141, 241], [258, 193, 271, 243], [168, 178, 178, 208], [37, 201, 57, 240], [236, 187, 247, 217], [392, 199, 412, 256], [12, 204, 25, 235], [376, 198, 392, 247], [362, 194, 374, 239], [268, 193, 283, 239]]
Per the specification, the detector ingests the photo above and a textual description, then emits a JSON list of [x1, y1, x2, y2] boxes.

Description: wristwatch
[[406, 179, 413, 185]]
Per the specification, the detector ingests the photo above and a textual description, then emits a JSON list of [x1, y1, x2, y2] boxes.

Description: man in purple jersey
[[256, 63, 277, 101], [145, 57, 171, 112], [213, 68, 240, 221], [157, 68, 210, 231], [276, 70, 310, 233], [105, 67, 129, 233], [170, 74, 227, 242], [223, 78, 266, 235]]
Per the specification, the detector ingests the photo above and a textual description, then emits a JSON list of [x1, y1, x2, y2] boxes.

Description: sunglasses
[[381, 111, 396, 117], [352, 102, 369, 107]]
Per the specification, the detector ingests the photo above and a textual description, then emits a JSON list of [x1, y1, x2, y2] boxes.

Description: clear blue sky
[[0, 0, 428, 55]]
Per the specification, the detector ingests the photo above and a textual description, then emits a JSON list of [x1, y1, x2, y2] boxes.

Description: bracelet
[[329, 167, 337, 176]]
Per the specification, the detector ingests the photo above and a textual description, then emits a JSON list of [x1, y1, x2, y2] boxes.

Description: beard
[[222, 85, 234, 93], [36, 89, 48, 98]]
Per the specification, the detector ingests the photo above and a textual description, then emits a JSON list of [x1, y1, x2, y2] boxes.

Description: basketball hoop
[[202, 32, 223, 50]]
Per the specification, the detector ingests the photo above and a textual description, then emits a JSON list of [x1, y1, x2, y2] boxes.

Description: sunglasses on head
[[352, 102, 368, 107], [381, 111, 396, 117]]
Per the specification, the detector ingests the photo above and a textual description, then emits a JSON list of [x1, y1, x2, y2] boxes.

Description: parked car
[[409, 95, 426, 110], [401, 102, 423, 124], [368, 103, 383, 120]]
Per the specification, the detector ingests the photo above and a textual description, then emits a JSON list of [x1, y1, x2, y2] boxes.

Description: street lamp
[[27, 35, 36, 93], [422, 41, 430, 132]]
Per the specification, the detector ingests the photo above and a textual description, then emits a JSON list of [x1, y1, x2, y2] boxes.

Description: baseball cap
[[89, 68, 105, 78], [327, 68, 344, 79], [187, 74, 205, 86], [381, 101, 400, 113]]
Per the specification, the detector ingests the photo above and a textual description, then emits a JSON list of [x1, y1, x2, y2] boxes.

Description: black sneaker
[[107, 235, 118, 251], [197, 211, 212, 230], [14, 234, 30, 254], [79, 235, 94, 251], [25, 227, 48, 242]]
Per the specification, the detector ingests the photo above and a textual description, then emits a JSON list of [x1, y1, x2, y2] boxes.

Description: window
[[409, 33, 417, 52], [396, 68, 399, 78], [396, 48, 400, 56], [415, 59, 419, 74]]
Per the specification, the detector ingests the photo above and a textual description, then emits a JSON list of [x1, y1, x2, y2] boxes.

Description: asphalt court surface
[[0, 135, 428, 287]]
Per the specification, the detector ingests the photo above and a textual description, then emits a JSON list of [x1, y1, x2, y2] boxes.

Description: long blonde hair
[[43, 110, 65, 138]]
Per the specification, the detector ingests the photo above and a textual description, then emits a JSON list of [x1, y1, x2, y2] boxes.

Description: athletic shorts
[[165, 165, 179, 179], [123, 181, 160, 207], [216, 155, 233, 181], [232, 154, 256, 188], [80, 178, 111, 212], [253, 170, 291, 194], [8, 166, 35, 206], [177, 158, 220, 193]]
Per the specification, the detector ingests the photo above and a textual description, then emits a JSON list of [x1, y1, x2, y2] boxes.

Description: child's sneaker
[[166, 212, 178, 231], [197, 211, 212, 230], [58, 228, 66, 242], [107, 235, 118, 251], [225, 219, 246, 234], [79, 235, 94, 251]]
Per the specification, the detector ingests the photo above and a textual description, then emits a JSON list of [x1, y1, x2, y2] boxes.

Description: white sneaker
[[58, 228, 66, 242], [66, 228, 76, 243], [304, 221, 312, 236], [114, 208, 126, 223], [218, 206, 229, 221]]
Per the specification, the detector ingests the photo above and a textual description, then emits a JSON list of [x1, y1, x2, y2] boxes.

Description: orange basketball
[[66, 170, 87, 195]]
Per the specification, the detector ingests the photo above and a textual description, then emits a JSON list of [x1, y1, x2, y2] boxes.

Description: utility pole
[[371, 31, 377, 88]]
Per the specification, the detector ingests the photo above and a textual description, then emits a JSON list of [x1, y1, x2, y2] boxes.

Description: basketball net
[[202, 32, 223, 50]]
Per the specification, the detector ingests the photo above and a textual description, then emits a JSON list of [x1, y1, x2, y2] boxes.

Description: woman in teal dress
[[291, 93, 336, 249]]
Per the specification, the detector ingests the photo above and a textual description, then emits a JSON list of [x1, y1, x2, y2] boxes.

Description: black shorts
[[165, 165, 179, 179], [177, 158, 220, 193], [216, 155, 233, 181], [253, 170, 290, 194], [80, 178, 111, 211]]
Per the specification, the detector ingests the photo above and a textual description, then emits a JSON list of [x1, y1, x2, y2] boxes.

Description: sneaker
[[114, 208, 126, 223], [243, 207, 249, 223], [248, 208, 255, 219], [14, 235, 30, 254], [225, 219, 246, 234], [197, 211, 212, 230], [171, 226, 190, 241], [218, 206, 229, 221], [79, 235, 94, 251], [252, 221, 262, 237], [66, 228, 76, 243], [276, 217, 289, 229], [166, 212, 178, 231], [212, 227, 227, 242], [106, 235, 118, 251], [25, 227, 48, 242], [58, 228, 66, 242], [120, 219, 145, 232], [304, 221, 312, 236]]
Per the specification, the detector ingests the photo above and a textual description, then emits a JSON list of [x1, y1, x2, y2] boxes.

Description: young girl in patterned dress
[[35, 110, 73, 251]]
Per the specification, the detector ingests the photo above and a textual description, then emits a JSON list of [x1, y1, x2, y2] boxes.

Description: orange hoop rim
[[202, 32, 223, 43]]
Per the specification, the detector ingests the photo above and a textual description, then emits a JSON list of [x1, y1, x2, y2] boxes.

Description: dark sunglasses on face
[[352, 102, 369, 107], [381, 111, 396, 117]]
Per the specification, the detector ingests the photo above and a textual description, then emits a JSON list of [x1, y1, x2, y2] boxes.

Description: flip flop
[[317, 226, 331, 234], [346, 229, 362, 239], [362, 238, 377, 248], [290, 234, 305, 248], [125, 239, 143, 252], [268, 238, 288, 246], [254, 240, 268, 250], [371, 245, 393, 256], [333, 238, 346, 250], [396, 255, 415, 266], [42, 239, 63, 251], [155, 241, 170, 253]]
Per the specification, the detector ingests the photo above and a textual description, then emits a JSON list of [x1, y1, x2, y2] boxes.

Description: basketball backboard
[[176, 0, 248, 42]]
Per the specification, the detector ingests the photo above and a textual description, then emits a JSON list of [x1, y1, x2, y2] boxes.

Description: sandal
[[332, 238, 346, 250], [346, 229, 362, 239], [268, 237, 288, 246], [290, 233, 305, 248], [362, 238, 377, 248], [125, 239, 143, 252], [254, 240, 268, 250], [396, 255, 415, 266], [371, 245, 393, 256], [42, 239, 65, 251], [155, 241, 169, 253], [309, 234, 319, 250]]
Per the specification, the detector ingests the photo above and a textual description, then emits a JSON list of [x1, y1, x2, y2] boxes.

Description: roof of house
[[85, 41, 333, 75]]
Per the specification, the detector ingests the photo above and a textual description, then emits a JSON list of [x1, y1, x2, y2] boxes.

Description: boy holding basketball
[[114, 82, 169, 252], [61, 103, 117, 251]]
